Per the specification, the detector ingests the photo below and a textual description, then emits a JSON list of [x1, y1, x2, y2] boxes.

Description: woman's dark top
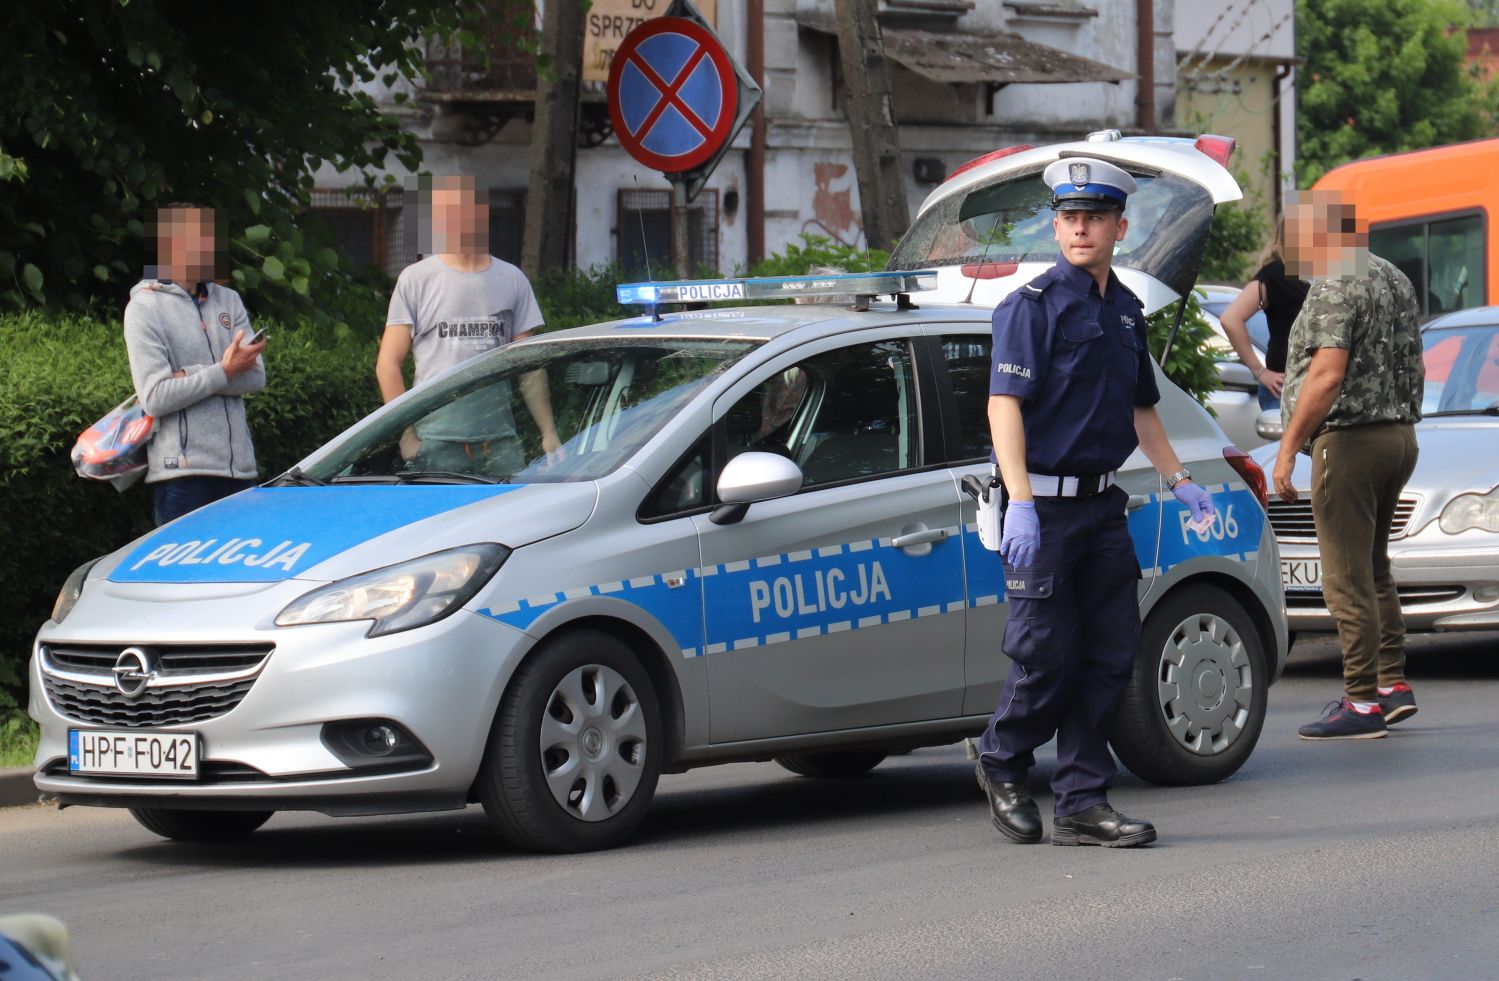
[[1253, 258, 1310, 373]]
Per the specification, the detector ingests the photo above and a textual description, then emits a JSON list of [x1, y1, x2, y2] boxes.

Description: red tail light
[[960, 262, 1019, 280], [1223, 446, 1267, 509], [1194, 134, 1237, 167], [948, 145, 1034, 181]]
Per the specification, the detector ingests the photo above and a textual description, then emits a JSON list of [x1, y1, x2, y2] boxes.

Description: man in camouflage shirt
[[1273, 192, 1424, 740]]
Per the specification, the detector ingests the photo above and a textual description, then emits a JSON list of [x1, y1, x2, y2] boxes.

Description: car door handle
[[1127, 494, 1149, 511], [892, 528, 948, 548]]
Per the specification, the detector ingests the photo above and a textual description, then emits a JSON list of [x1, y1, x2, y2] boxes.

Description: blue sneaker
[[1379, 683, 1418, 725], [1298, 698, 1387, 740]]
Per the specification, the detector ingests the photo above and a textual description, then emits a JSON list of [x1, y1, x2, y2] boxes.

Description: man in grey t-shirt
[[376, 175, 561, 472]]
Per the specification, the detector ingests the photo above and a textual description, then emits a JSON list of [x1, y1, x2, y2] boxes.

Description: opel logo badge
[[112, 647, 155, 699]]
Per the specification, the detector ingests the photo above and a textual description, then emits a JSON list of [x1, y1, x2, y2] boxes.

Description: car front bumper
[[1275, 533, 1499, 634], [29, 609, 527, 815]]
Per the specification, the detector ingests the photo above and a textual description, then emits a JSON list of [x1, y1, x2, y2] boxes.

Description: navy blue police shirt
[[989, 255, 1160, 475]]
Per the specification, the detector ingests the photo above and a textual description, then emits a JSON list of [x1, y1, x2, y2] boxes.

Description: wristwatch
[[1166, 468, 1192, 490]]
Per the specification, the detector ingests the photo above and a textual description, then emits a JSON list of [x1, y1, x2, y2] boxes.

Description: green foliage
[[1297, 0, 1498, 184], [0, 313, 384, 711], [0, 692, 38, 768], [0, 0, 484, 323], [747, 234, 890, 278], [532, 265, 631, 331], [1201, 172, 1271, 284], [1147, 289, 1222, 407]]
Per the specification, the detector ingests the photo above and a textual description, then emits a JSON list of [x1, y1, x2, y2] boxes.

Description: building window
[[617, 188, 719, 277], [307, 187, 527, 279], [304, 188, 406, 278]]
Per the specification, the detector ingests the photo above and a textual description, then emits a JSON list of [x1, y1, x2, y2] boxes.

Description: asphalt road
[[5, 632, 1499, 981]]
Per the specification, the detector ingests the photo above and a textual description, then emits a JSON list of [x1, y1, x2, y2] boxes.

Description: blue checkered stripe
[[477, 529, 968, 659], [957, 483, 1262, 598]]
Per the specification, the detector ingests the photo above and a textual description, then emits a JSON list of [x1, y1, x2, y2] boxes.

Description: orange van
[[1312, 138, 1499, 319]]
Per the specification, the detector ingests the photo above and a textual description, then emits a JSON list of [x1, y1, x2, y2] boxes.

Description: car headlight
[[1439, 486, 1499, 534], [275, 544, 509, 637], [52, 557, 103, 624]]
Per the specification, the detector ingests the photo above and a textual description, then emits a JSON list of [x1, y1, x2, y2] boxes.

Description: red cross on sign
[[607, 16, 738, 173]]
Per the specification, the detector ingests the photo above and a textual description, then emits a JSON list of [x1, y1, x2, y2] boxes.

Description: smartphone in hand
[[246, 327, 268, 345]]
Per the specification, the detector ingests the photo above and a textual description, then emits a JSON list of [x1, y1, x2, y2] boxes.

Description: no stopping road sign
[[607, 16, 738, 173]]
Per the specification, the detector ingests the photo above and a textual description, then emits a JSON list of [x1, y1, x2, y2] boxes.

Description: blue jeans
[[153, 476, 255, 526], [1257, 384, 1281, 411]]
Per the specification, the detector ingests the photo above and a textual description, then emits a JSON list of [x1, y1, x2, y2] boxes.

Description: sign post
[[606, 0, 761, 277]]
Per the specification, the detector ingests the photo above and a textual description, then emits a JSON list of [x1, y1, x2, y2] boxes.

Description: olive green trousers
[[1310, 422, 1419, 702]]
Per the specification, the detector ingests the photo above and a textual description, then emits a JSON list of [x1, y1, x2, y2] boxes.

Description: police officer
[[975, 158, 1216, 847]]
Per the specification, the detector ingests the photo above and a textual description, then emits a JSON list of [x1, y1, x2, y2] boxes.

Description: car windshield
[[889, 165, 1217, 298], [302, 337, 759, 483], [1422, 324, 1499, 415]]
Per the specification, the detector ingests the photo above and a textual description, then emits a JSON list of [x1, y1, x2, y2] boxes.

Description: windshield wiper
[[330, 471, 499, 485], [275, 466, 327, 486]]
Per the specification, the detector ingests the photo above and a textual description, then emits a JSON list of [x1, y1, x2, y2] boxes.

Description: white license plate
[[68, 729, 199, 779], [1282, 558, 1323, 590]]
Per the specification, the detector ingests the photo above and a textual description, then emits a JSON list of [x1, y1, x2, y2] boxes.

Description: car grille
[[1285, 585, 1464, 610], [38, 643, 272, 728], [1268, 496, 1418, 543]]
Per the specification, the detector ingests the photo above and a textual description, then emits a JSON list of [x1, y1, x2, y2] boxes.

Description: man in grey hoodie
[[124, 204, 266, 525]]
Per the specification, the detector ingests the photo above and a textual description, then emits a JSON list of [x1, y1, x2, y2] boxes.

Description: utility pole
[[522, 0, 585, 279], [834, 0, 909, 252]]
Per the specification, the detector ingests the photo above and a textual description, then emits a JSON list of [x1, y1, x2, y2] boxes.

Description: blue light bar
[[615, 270, 938, 306]]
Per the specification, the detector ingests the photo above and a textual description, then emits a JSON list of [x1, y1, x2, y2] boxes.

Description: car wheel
[[1287, 630, 1298, 650], [478, 628, 662, 852], [129, 808, 273, 841], [774, 750, 887, 778], [1111, 584, 1268, 786]]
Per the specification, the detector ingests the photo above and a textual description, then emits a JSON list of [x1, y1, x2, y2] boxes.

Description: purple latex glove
[[999, 500, 1040, 568], [1173, 480, 1216, 527]]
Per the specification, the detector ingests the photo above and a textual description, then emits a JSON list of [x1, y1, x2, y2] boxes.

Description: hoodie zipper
[[181, 285, 238, 475]]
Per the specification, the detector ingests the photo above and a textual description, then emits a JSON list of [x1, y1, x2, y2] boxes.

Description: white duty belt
[[1027, 471, 1117, 498]]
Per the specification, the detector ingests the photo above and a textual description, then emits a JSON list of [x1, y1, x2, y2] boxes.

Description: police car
[[31, 133, 1287, 852]]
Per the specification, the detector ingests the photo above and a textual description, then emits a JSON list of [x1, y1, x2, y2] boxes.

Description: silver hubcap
[[539, 664, 648, 822], [1156, 612, 1254, 756]]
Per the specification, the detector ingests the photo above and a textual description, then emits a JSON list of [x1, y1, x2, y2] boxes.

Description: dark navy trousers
[[978, 485, 1141, 817]]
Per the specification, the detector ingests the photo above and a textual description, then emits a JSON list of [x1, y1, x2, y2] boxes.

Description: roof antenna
[[632, 174, 655, 282]]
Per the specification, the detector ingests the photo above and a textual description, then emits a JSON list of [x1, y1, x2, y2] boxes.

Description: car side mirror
[[711, 451, 804, 525], [1255, 407, 1284, 442]]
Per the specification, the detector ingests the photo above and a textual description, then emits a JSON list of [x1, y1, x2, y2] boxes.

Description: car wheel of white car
[[774, 750, 887, 778], [129, 808, 273, 842], [478, 628, 663, 853], [1111, 584, 1268, 786]]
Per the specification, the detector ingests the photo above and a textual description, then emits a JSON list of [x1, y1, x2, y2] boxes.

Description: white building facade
[[312, 0, 1181, 278]]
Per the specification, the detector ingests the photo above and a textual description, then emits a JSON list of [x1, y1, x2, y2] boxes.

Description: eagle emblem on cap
[[1069, 163, 1090, 186]]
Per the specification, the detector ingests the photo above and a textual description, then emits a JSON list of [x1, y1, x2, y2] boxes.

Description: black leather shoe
[[1051, 803, 1156, 848], [975, 764, 1042, 844]]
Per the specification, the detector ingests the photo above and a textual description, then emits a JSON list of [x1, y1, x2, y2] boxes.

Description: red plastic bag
[[72, 396, 154, 486]]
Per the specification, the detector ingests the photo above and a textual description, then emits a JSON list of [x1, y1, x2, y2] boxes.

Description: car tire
[[129, 807, 273, 841], [774, 750, 887, 778], [1111, 584, 1268, 786], [478, 628, 662, 853]]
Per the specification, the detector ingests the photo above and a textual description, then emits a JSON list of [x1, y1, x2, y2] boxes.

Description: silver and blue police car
[[31, 132, 1287, 852]]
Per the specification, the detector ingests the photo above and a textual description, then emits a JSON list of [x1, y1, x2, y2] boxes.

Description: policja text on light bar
[[615, 270, 939, 306]]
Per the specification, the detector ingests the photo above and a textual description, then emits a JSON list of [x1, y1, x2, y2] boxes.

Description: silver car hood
[[1250, 416, 1499, 498], [98, 482, 599, 588]]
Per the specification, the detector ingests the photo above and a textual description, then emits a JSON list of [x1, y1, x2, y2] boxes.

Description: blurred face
[[1285, 192, 1365, 278], [156, 208, 216, 285], [1052, 207, 1127, 276], [430, 180, 489, 255]]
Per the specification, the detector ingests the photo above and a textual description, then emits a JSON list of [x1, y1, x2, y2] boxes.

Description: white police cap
[[1042, 157, 1137, 211]]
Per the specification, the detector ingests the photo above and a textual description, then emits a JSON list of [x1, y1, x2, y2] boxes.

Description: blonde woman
[[1218, 215, 1310, 409]]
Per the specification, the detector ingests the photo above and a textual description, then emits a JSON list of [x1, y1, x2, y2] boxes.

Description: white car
[[1198, 284, 1273, 449]]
